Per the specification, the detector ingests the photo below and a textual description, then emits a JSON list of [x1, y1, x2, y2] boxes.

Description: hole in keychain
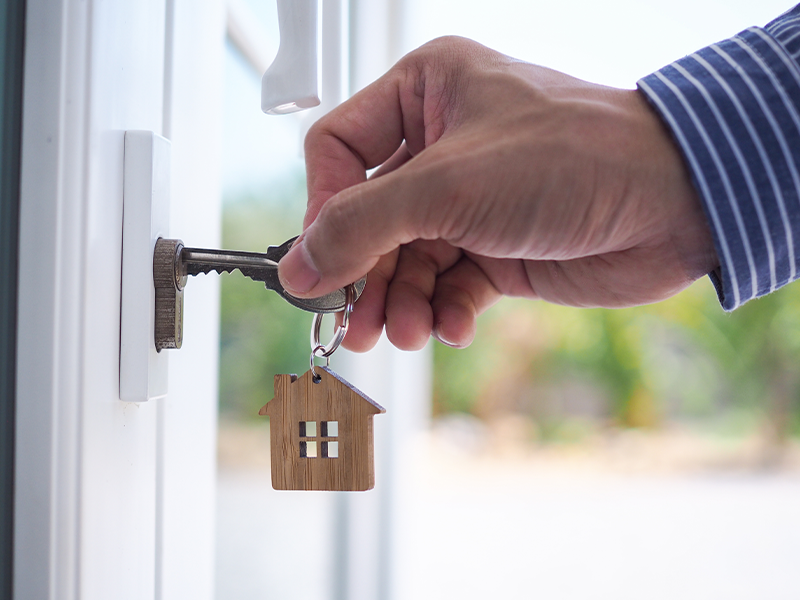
[[310, 345, 327, 384], [310, 283, 356, 383]]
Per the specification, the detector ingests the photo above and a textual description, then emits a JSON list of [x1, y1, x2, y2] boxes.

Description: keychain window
[[299, 422, 318, 458], [321, 421, 338, 437], [299, 421, 339, 459], [299, 440, 317, 458], [321, 441, 338, 458], [299, 421, 317, 437]]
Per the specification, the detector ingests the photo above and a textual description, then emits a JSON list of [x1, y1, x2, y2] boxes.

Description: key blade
[[182, 248, 278, 279]]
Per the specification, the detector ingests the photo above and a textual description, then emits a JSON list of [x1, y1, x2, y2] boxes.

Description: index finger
[[303, 58, 427, 226]]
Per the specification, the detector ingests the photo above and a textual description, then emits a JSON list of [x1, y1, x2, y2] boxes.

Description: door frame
[[15, 2, 223, 599]]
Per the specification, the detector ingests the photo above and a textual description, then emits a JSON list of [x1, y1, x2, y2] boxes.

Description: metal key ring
[[310, 344, 330, 381], [310, 283, 356, 358]]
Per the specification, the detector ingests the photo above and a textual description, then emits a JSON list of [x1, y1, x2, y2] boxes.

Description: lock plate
[[119, 130, 171, 402]]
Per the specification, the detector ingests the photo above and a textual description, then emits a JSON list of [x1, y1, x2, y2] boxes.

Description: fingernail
[[279, 239, 320, 294], [433, 325, 459, 348]]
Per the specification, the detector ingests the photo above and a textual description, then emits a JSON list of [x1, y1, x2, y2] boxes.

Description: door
[[16, 1, 224, 598]]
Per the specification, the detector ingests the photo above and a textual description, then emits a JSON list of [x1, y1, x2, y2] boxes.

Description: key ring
[[309, 283, 356, 379], [309, 344, 330, 381]]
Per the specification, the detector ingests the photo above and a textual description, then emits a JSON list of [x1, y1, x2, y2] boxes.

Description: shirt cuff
[[637, 6, 800, 311]]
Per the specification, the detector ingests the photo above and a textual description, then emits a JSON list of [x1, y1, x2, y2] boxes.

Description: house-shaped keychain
[[259, 367, 386, 491]]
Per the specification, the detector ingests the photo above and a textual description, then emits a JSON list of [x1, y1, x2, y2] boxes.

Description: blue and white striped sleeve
[[637, 5, 800, 310]]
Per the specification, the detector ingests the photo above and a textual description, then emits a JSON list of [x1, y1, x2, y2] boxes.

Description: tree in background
[[219, 174, 310, 419], [435, 280, 800, 460]]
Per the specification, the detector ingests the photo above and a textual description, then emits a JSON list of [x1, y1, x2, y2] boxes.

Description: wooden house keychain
[[259, 284, 386, 492]]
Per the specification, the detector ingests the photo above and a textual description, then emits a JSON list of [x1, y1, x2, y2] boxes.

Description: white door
[[16, 1, 224, 598]]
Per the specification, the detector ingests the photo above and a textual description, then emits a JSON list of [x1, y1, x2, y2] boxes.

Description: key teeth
[[186, 264, 238, 278], [185, 265, 269, 284]]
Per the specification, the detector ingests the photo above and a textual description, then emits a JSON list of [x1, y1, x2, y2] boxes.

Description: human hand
[[277, 37, 718, 352]]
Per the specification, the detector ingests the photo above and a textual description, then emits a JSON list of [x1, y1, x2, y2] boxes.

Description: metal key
[[153, 236, 366, 351]]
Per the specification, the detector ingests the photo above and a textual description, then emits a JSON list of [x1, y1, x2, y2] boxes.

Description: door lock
[[152, 237, 367, 351]]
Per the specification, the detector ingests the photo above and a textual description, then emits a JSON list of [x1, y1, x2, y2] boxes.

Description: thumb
[[278, 168, 438, 297]]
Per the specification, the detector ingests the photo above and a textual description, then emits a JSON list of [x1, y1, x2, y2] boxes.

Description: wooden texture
[[259, 367, 385, 491]]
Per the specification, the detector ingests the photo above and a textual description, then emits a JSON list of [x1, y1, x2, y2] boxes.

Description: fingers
[[284, 51, 446, 296], [429, 256, 502, 348], [278, 152, 453, 299], [381, 244, 501, 351], [339, 251, 397, 353], [303, 63, 426, 226], [340, 242, 503, 352], [284, 38, 527, 352], [370, 142, 414, 179], [286, 38, 499, 300], [384, 240, 462, 350]]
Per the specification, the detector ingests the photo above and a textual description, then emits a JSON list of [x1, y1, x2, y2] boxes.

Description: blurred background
[[215, 1, 800, 599]]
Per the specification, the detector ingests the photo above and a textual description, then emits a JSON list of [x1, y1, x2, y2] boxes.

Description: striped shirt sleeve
[[637, 5, 800, 311]]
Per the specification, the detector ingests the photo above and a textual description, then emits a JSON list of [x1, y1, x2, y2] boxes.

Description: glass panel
[[216, 3, 331, 598]]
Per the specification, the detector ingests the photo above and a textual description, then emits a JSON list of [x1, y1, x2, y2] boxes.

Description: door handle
[[261, 0, 320, 115]]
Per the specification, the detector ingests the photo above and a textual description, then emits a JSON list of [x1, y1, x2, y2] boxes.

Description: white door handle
[[261, 0, 320, 115]]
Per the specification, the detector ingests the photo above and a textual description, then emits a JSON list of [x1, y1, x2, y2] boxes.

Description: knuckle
[[399, 36, 483, 80], [419, 36, 482, 59]]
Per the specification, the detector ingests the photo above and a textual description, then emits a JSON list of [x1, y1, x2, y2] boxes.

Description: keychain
[[259, 284, 385, 491]]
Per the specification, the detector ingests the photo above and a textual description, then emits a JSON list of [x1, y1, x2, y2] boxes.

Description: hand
[[278, 37, 718, 352]]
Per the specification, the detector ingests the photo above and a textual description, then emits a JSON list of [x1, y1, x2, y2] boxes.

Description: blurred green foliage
[[220, 173, 800, 443], [435, 279, 800, 441], [219, 171, 310, 419]]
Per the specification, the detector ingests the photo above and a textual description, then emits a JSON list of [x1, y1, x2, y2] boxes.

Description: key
[[179, 236, 365, 312], [153, 236, 366, 351]]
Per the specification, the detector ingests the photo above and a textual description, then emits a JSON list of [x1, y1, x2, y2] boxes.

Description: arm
[[637, 4, 800, 310]]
